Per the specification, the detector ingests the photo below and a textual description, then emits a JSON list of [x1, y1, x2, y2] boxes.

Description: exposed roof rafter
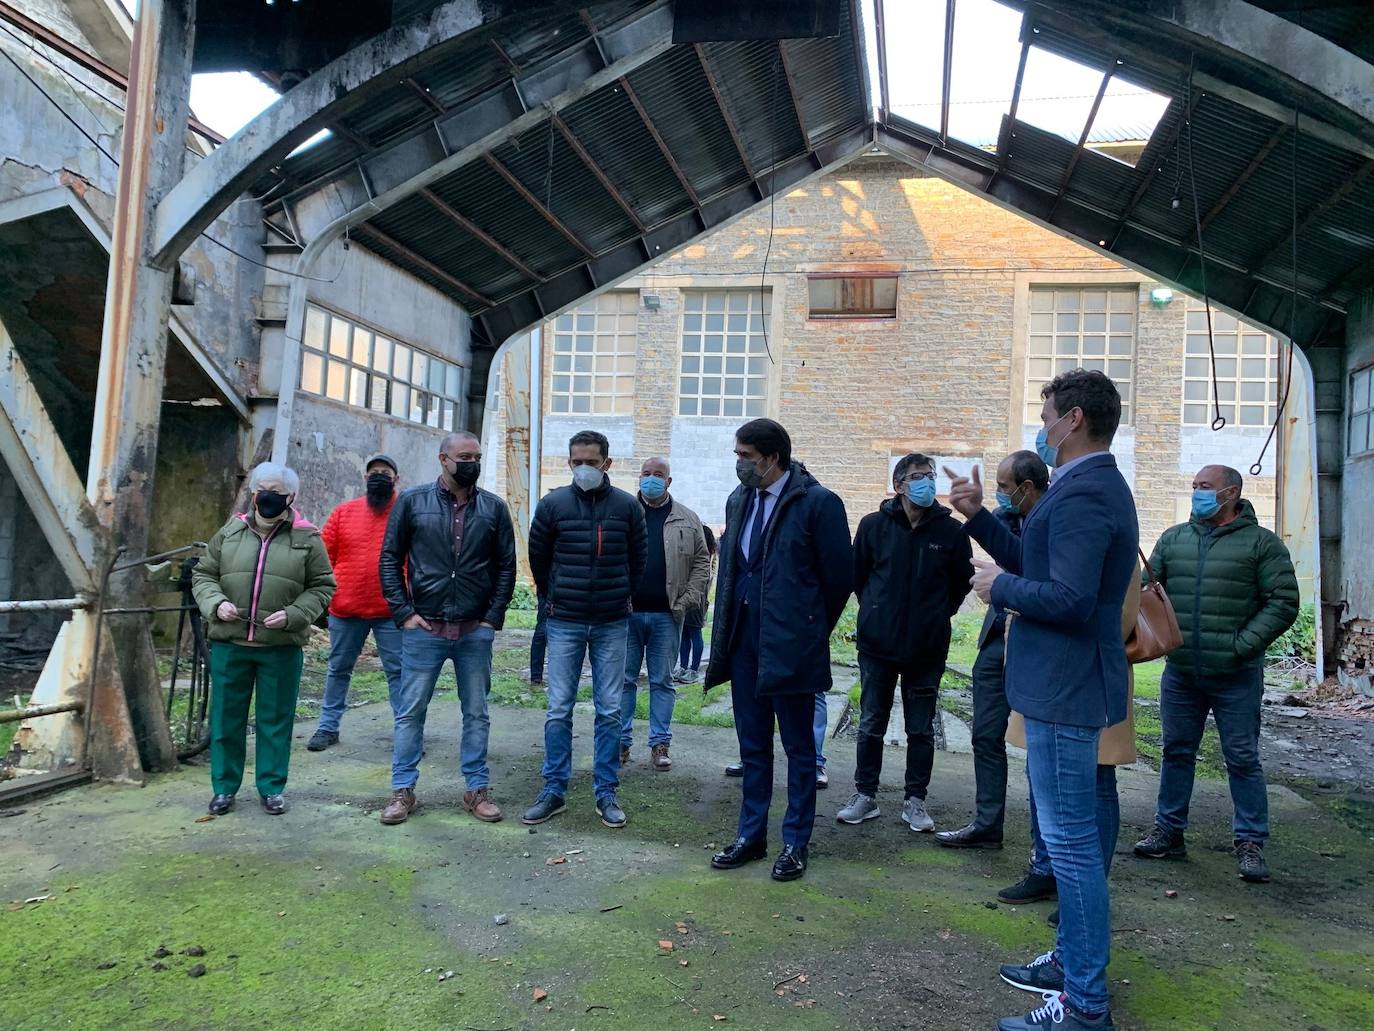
[[694, 43, 757, 183], [482, 152, 596, 258]]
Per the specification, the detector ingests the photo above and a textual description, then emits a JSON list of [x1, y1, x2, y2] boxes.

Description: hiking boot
[[463, 787, 503, 823], [999, 949, 1065, 994], [1134, 824, 1187, 859], [597, 795, 627, 828], [651, 744, 672, 771], [816, 766, 829, 790], [619, 744, 631, 766], [307, 729, 338, 751], [836, 792, 881, 824], [1235, 840, 1271, 883], [521, 792, 566, 825], [380, 788, 417, 825], [902, 796, 934, 832], [997, 993, 1114, 1030], [997, 869, 1058, 904]]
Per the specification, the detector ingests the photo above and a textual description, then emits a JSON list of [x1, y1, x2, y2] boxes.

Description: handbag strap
[[1137, 546, 1157, 585]]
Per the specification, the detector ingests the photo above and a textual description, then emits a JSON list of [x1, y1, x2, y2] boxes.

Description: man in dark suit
[[935, 449, 1049, 852], [705, 419, 853, 882], [948, 370, 1137, 1031]]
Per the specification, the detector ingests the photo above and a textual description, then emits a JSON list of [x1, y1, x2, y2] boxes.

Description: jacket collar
[[880, 495, 950, 528], [1189, 497, 1258, 536], [1024, 452, 1117, 528]]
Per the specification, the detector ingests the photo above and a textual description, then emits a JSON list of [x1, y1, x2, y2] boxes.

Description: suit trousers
[[730, 599, 817, 848]]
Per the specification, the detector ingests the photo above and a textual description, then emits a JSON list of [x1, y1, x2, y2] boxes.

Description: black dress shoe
[[208, 793, 235, 816], [934, 823, 1004, 849], [724, 761, 744, 778], [771, 844, 808, 882], [261, 794, 287, 815], [710, 837, 768, 869]]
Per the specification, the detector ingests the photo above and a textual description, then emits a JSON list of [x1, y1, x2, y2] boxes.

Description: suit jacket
[[975, 509, 1022, 650], [965, 452, 1138, 728]]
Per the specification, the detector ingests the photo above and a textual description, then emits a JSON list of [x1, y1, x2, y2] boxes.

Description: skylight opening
[[882, 0, 947, 128], [944, 0, 1023, 147], [1086, 77, 1172, 167]]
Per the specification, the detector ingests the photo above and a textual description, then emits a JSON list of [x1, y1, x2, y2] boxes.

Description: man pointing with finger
[[946, 369, 1137, 1031]]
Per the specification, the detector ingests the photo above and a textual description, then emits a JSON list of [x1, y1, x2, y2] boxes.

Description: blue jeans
[[318, 615, 403, 733], [621, 611, 682, 749], [1156, 663, 1268, 843], [1029, 765, 1119, 878], [390, 625, 496, 791], [1023, 716, 1110, 1015], [679, 624, 704, 671], [541, 618, 628, 802], [814, 692, 828, 768]]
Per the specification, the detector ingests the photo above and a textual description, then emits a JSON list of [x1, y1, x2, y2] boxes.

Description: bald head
[[640, 456, 670, 479], [441, 431, 480, 454], [1193, 464, 1243, 523]]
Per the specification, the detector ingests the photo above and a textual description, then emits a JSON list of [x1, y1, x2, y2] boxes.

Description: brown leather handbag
[[1126, 548, 1183, 663]]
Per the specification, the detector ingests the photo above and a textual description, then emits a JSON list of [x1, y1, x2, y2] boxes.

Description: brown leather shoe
[[651, 743, 672, 771], [619, 744, 631, 765], [463, 787, 503, 823], [379, 788, 416, 825]]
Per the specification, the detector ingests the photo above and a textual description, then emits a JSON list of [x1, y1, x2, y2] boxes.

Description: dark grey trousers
[[970, 636, 1011, 835]]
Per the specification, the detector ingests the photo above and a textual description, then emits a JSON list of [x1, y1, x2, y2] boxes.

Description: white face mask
[[572, 465, 605, 491]]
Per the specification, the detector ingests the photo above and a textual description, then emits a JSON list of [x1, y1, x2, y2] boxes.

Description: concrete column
[[502, 333, 534, 582], [86, 0, 196, 773], [1306, 335, 1348, 679]]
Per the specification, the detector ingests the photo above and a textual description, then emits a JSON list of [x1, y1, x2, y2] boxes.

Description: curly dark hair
[[1041, 368, 1122, 441]]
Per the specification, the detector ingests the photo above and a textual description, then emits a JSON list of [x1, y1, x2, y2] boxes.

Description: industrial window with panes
[[678, 289, 770, 418], [549, 292, 637, 415], [1351, 365, 1374, 457], [298, 304, 464, 431], [1182, 301, 1282, 427], [1026, 286, 1136, 425]]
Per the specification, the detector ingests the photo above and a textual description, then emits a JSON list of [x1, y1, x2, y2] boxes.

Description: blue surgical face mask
[[639, 475, 667, 500], [995, 489, 1020, 515], [1191, 488, 1226, 520], [905, 477, 937, 508], [1035, 410, 1074, 468]]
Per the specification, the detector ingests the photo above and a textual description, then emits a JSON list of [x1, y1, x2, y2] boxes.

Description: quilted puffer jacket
[[1146, 499, 1299, 675], [320, 495, 393, 620]]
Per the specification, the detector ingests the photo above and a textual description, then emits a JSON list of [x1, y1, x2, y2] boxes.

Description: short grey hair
[[249, 461, 300, 495]]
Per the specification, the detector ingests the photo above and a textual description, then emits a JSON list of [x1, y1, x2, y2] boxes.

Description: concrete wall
[[1339, 290, 1374, 692]]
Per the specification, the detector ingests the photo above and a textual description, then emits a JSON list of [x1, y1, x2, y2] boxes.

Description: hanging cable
[[1184, 56, 1226, 431], [758, 48, 782, 365], [1248, 105, 1301, 476], [1, 44, 343, 284]]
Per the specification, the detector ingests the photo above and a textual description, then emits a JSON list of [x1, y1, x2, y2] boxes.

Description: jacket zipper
[[1193, 528, 1213, 679], [246, 525, 276, 642]]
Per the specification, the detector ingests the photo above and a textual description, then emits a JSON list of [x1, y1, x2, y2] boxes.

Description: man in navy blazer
[[948, 369, 1137, 1031]]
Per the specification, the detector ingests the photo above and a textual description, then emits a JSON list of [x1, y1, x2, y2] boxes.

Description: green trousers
[[209, 641, 304, 797]]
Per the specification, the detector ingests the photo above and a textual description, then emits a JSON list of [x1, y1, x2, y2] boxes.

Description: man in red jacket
[[307, 454, 403, 751]]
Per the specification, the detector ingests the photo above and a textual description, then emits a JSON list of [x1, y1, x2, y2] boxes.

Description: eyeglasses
[[897, 470, 935, 484]]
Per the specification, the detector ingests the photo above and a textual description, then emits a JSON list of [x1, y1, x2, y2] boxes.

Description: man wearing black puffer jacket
[[835, 452, 973, 832], [522, 429, 647, 830], [378, 431, 516, 826]]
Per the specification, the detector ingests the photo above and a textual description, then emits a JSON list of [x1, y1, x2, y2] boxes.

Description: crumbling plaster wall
[[1340, 289, 1374, 693]]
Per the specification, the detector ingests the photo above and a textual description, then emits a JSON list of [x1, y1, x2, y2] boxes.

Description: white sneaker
[[836, 792, 880, 824], [902, 796, 934, 832]]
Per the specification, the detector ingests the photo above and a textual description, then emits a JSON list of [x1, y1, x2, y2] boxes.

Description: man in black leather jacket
[[377, 431, 516, 826]]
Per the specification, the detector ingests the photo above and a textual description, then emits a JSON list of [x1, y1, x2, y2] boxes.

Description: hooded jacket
[[321, 494, 394, 620], [1146, 498, 1299, 675], [528, 475, 647, 625], [192, 510, 336, 647], [853, 498, 973, 667]]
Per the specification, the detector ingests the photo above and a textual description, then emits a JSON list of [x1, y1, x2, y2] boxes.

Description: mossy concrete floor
[[2, 700, 1371, 1031]]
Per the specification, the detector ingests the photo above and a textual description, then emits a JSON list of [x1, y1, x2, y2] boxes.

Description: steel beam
[[354, 225, 495, 307], [419, 187, 541, 281], [483, 152, 596, 258], [874, 0, 890, 119], [939, 0, 956, 142], [551, 112, 646, 233], [776, 42, 810, 149], [1248, 159, 1374, 274], [0, 321, 100, 592], [995, 22, 1031, 172], [86, 0, 190, 774], [1197, 124, 1289, 235], [695, 43, 757, 183], [1050, 68, 1111, 219], [621, 76, 700, 206], [1106, 90, 1199, 250]]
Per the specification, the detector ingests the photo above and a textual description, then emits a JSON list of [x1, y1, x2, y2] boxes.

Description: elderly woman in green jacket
[[192, 462, 335, 816]]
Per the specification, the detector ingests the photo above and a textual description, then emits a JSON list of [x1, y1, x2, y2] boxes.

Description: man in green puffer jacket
[[192, 463, 335, 818], [1133, 465, 1298, 884]]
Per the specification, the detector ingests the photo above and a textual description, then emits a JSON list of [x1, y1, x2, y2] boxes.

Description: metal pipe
[[0, 597, 90, 613], [528, 325, 542, 535], [0, 701, 85, 725], [108, 541, 205, 573]]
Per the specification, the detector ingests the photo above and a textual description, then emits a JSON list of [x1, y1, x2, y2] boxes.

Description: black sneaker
[[997, 993, 1114, 1030], [999, 949, 1065, 994], [596, 795, 627, 829], [1133, 824, 1187, 859], [307, 729, 338, 751], [997, 869, 1057, 905], [521, 792, 566, 825], [1235, 840, 1271, 882]]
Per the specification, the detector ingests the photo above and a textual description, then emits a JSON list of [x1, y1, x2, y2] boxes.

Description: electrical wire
[[1184, 56, 1227, 432], [1, 41, 343, 284]]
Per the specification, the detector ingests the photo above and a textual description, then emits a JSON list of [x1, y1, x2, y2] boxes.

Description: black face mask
[[446, 460, 481, 488], [365, 472, 395, 506], [256, 490, 289, 519]]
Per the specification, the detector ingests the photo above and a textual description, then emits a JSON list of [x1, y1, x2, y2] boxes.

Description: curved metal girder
[[151, 0, 536, 267]]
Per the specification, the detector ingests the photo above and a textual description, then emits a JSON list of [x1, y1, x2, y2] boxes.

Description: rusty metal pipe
[[0, 701, 85, 725], [0, 597, 90, 613]]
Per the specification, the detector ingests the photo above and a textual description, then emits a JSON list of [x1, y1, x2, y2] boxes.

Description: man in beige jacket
[[620, 456, 711, 770]]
